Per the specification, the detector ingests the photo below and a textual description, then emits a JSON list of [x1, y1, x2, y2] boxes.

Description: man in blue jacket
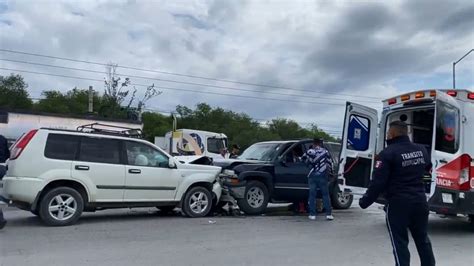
[[0, 134, 9, 229], [359, 121, 435, 266]]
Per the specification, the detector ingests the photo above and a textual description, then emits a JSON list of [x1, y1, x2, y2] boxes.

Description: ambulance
[[338, 89, 474, 222]]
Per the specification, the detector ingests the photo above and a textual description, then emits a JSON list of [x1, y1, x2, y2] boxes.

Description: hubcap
[[189, 192, 209, 214], [247, 187, 264, 208], [48, 194, 77, 221], [337, 192, 351, 205]]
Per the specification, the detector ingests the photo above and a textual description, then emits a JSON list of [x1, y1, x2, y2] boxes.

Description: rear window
[[347, 115, 370, 151], [78, 137, 121, 164], [44, 134, 80, 160], [435, 101, 460, 154]]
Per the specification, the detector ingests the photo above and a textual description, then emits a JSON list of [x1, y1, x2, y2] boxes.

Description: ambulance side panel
[[462, 101, 474, 159]]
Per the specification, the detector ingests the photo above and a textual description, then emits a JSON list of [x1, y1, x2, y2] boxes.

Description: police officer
[[359, 121, 435, 266], [0, 133, 9, 230]]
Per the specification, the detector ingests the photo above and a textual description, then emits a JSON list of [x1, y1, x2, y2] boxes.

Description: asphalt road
[[0, 202, 473, 266]]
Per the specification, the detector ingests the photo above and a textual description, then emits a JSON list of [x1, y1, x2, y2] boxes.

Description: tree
[[35, 88, 103, 115], [171, 103, 334, 150], [101, 63, 161, 119], [0, 74, 33, 109], [35, 90, 69, 113], [141, 112, 172, 142], [268, 118, 307, 140]]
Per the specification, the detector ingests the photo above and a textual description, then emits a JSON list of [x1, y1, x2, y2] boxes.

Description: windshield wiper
[[244, 158, 260, 161]]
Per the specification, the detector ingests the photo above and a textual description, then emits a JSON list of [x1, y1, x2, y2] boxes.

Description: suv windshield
[[239, 143, 283, 161]]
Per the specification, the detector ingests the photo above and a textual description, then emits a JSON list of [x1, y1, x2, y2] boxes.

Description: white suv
[[1, 126, 223, 226]]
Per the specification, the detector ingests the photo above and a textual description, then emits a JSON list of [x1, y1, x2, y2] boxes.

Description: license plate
[[442, 193, 453, 204]]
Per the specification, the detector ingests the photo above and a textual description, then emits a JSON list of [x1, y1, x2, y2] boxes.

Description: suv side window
[[285, 144, 305, 163], [45, 134, 80, 160], [78, 137, 121, 164], [125, 141, 169, 168]]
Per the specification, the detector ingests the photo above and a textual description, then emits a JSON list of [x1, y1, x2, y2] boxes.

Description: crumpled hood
[[177, 161, 221, 173], [212, 158, 270, 170]]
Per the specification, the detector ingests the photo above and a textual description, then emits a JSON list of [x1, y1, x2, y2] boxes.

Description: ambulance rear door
[[338, 102, 379, 195], [430, 91, 462, 199]]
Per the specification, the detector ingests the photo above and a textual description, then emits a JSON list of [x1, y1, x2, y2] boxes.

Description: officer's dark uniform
[[0, 134, 10, 228], [359, 135, 435, 266]]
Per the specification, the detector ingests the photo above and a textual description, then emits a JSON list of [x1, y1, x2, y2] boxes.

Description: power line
[[0, 58, 380, 104], [0, 48, 382, 100], [1, 67, 360, 107]]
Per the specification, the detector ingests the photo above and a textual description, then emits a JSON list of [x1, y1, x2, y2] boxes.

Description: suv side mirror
[[168, 159, 177, 169]]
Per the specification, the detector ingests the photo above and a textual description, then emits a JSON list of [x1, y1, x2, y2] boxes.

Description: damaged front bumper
[[218, 171, 247, 200]]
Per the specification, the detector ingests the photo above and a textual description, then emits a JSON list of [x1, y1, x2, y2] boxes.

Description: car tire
[[331, 186, 353, 209], [39, 187, 84, 226], [182, 186, 213, 218], [237, 180, 269, 215], [157, 206, 176, 213]]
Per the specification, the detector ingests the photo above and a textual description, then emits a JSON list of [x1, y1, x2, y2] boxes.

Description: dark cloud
[[436, 6, 474, 35], [0, 0, 472, 134]]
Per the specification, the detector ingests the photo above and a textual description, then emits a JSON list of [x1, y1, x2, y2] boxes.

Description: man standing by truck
[[303, 138, 334, 221], [359, 121, 435, 266], [0, 133, 10, 230]]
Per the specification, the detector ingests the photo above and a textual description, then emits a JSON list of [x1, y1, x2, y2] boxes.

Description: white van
[[338, 89, 474, 221], [156, 129, 228, 160]]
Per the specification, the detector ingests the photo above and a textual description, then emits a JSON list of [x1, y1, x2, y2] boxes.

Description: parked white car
[[1, 125, 223, 226]]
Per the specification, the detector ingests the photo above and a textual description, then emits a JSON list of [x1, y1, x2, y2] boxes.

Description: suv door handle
[[439, 159, 448, 164], [75, 165, 90, 171], [128, 169, 141, 174]]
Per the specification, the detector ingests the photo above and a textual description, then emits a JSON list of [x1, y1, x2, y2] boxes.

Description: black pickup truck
[[215, 140, 353, 215]]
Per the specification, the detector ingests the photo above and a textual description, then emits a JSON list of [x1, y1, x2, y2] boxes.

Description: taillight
[[468, 92, 474, 100], [458, 154, 472, 191], [447, 90, 457, 97], [10, 129, 38, 160]]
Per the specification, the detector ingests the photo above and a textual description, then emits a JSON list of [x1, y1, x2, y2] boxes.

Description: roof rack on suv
[[77, 123, 143, 138]]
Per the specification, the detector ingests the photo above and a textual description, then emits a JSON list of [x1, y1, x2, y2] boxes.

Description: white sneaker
[[308, 215, 316, 220], [326, 215, 334, 221]]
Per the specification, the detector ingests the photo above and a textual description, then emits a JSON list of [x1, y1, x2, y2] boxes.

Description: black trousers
[[386, 200, 435, 266], [0, 164, 6, 222]]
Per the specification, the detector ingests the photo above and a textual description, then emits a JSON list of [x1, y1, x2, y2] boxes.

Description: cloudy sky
[[0, 0, 473, 136]]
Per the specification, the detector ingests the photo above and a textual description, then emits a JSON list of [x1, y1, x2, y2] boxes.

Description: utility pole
[[88, 86, 94, 113], [453, 49, 474, 89]]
